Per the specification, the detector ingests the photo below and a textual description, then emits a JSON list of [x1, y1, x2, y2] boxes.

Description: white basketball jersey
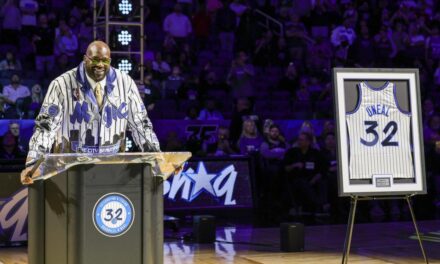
[[346, 81, 414, 179]]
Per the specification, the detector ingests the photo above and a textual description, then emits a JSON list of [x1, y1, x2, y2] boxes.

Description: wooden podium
[[27, 152, 191, 264]]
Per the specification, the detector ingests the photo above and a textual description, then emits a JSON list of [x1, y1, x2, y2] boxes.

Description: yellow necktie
[[94, 83, 103, 109]]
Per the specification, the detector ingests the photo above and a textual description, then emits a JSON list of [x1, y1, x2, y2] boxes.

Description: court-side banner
[[333, 68, 426, 196]]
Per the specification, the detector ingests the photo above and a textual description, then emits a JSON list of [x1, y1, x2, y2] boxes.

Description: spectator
[[192, 3, 211, 52], [67, 15, 79, 36], [28, 84, 43, 118], [434, 61, 440, 88], [306, 36, 333, 74], [259, 124, 288, 219], [283, 132, 327, 217], [275, 36, 288, 66], [373, 25, 397, 67], [163, 65, 185, 98], [425, 23, 440, 62], [33, 13, 55, 75], [163, 4, 192, 51], [181, 74, 199, 100], [184, 105, 199, 120], [78, 15, 93, 53], [0, 51, 22, 75], [0, 131, 26, 160], [425, 140, 440, 215], [141, 72, 161, 111], [295, 76, 311, 102], [19, 0, 39, 36], [198, 99, 223, 120], [207, 0, 223, 15], [424, 114, 440, 146], [237, 118, 263, 155], [49, 53, 70, 79], [226, 51, 255, 100], [55, 23, 78, 62], [348, 25, 375, 67], [7, 120, 27, 152], [254, 30, 276, 67], [260, 124, 288, 160], [1, 0, 22, 46], [318, 120, 335, 148], [391, 19, 409, 65], [423, 98, 436, 124], [216, 0, 236, 55], [278, 62, 299, 92], [199, 62, 220, 99], [177, 48, 192, 74], [164, 131, 184, 151], [206, 126, 235, 156], [0, 74, 31, 118], [406, 22, 426, 60], [321, 132, 346, 222], [177, 0, 193, 16], [229, 0, 247, 27], [152, 52, 171, 79], [234, 7, 255, 53], [285, 13, 313, 63], [330, 18, 356, 47], [162, 33, 178, 57], [229, 97, 259, 145]]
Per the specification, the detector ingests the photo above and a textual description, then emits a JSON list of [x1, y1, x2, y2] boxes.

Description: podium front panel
[[29, 163, 163, 264]]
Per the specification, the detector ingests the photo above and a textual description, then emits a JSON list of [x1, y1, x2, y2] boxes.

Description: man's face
[[84, 44, 111, 82], [2, 133, 15, 150], [39, 14, 48, 26], [11, 75, 20, 84], [244, 120, 255, 134], [9, 123, 20, 137], [269, 127, 280, 140], [325, 134, 335, 150], [238, 52, 247, 64], [218, 128, 229, 141], [298, 134, 311, 149]]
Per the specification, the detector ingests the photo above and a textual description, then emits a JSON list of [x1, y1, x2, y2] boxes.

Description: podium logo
[[93, 193, 135, 237]]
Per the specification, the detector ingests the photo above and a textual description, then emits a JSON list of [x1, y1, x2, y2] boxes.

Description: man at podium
[[21, 40, 161, 184]]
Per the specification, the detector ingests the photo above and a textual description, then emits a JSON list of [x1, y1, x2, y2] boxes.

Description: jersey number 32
[[360, 121, 398, 147]]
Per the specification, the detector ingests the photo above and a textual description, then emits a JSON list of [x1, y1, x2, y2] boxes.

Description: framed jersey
[[333, 68, 426, 196]]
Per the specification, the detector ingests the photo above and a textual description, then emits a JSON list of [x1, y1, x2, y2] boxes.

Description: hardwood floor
[[1, 221, 439, 263]]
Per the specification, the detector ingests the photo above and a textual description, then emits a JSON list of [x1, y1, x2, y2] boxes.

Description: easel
[[341, 194, 429, 264]]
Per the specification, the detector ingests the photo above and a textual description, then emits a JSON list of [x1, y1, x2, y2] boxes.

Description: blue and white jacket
[[27, 62, 160, 162]]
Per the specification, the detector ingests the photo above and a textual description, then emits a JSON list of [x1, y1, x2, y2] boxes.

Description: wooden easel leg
[[342, 196, 358, 264], [406, 195, 429, 264]]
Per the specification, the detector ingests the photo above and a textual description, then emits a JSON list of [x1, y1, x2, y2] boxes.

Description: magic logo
[[0, 188, 28, 242], [70, 102, 128, 127], [164, 162, 237, 205]]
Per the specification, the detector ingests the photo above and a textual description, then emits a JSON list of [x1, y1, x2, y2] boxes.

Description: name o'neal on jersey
[[365, 104, 390, 117]]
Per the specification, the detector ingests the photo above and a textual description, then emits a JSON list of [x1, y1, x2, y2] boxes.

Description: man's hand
[[20, 158, 43, 185], [20, 166, 35, 185]]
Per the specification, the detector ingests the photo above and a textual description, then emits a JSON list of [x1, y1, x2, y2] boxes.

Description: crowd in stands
[[1, 0, 440, 223]]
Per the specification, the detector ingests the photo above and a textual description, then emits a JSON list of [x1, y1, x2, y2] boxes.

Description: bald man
[[21, 41, 160, 184]]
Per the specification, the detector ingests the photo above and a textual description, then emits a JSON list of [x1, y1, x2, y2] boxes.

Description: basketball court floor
[[0, 220, 439, 264]]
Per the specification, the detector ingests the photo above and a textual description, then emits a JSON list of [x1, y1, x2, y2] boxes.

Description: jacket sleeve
[[26, 80, 65, 165], [126, 75, 161, 152]]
